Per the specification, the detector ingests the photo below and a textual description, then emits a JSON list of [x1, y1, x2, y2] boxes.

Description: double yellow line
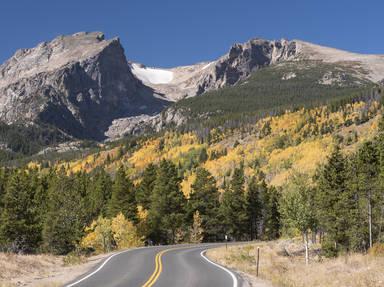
[[142, 245, 208, 287], [142, 249, 168, 287]]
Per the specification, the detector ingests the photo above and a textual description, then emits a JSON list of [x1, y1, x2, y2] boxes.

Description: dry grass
[[207, 239, 384, 287], [0, 253, 63, 286], [0, 251, 104, 287]]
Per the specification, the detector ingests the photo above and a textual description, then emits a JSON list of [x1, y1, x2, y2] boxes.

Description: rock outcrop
[[131, 38, 384, 102], [0, 32, 169, 140], [131, 39, 298, 101]]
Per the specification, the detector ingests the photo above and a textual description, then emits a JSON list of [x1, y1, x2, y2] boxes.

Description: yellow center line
[[141, 245, 211, 287], [142, 250, 166, 287]]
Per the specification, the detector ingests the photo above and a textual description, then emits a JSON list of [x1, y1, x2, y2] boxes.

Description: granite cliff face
[[131, 39, 298, 101], [131, 38, 384, 103], [0, 32, 169, 140]]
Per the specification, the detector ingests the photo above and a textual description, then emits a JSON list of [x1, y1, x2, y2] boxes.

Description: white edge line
[[200, 249, 238, 287], [64, 247, 143, 287]]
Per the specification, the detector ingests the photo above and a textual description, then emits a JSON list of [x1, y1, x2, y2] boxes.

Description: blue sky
[[1, 0, 383, 67]]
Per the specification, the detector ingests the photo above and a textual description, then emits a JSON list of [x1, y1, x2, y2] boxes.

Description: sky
[[1, 0, 383, 67]]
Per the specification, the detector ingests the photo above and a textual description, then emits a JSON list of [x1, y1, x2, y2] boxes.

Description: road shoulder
[[0, 251, 112, 287]]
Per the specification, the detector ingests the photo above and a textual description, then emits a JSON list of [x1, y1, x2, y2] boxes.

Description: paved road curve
[[65, 244, 243, 287]]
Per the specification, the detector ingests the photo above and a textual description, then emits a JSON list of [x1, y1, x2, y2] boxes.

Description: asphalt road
[[65, 244, 243, 287]]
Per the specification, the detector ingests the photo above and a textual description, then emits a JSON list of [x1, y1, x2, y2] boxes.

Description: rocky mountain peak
[[0, 32, 169, 140], [0, 32, 119, 89], [131, 38, 299, 101]]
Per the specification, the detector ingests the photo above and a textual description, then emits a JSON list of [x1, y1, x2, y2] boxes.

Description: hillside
[[27, 90, 381, 188], [172, 61, 374, 129]]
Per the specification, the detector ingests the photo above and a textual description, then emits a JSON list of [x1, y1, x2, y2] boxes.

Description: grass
[[0, 252, 84, 286], [0, 252, 60, 284], [207, 239, 384, 287]]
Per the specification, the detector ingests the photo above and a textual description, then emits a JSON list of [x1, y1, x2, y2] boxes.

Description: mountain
[[130, 39, 384, 102], [1, 32, 384, 149], [0, 32, 169, 141], [111, 39, 383, 138]]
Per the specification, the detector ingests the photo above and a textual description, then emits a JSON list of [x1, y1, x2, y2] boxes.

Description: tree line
[[2, 117, 384, 258], [0, 161, 280, 255]]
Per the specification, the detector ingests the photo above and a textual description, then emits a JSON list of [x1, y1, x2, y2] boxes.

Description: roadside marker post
[[256, 247, 260, 277]]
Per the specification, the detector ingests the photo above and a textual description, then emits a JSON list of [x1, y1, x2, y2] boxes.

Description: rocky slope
[[131, 39, 298, 101], [0, 32, 169, 140], [130, 38, 384, 103]]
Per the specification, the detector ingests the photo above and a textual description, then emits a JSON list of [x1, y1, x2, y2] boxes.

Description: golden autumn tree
[[81, 216, 113, 253], [111, 212, 143, 249]]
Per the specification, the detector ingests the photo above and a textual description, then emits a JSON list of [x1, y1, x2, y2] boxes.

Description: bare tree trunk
[[304, 231, 309, 265]]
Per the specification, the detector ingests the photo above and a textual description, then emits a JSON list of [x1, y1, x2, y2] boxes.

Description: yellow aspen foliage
[[181, 172, 196, 198], [137, 206, 148, 221], [80, 217, 113, 253], [81, 213, 142, 253], [111, 213, 143, 249], [189, 211, 204, 243]]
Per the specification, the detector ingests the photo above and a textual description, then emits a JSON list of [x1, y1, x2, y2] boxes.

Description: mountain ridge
[[0, 31, 383, 149]]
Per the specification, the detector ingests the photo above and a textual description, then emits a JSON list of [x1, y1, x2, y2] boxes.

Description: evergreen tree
[[86, 169, 112, 220], [220, 166, 249, 240], [0, 170, 41, 252], [198, 148, 208, 163], [188, 168, 220, 241], [0, 168, 9, 211], [345, 154, 367, 252], [43, 171, 84, 254], [148, 160, 186, 244], [357, 141, 379, 249], [108, 166, 136, 222], [136, 164, 157, 210], [315, 145, 350, 256], [263, 186, 281, 240], [246, 173, 266, 240]]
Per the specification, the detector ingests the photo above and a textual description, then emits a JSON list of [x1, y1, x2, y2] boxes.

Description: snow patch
[[131, 63, 173, 84]]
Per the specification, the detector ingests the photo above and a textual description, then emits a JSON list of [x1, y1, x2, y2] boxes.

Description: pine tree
[[315, 145, 350, 256], [357, 141, 379, 249], [198, 148, 208, 163], [220, 166, 249, 240], [263, 186, 281, 240], [345, 154, 367, 252], [136, 164, 157, 210], [188, 168, 220, 241], [0, 168, 9, 211], [108, 166, 136, 222], [87, 168, 112, 220], [148, 160, 186, 244], [0, 170, 41, 252], [43, 171, 84, 254], [246, 173, 265, 240]]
